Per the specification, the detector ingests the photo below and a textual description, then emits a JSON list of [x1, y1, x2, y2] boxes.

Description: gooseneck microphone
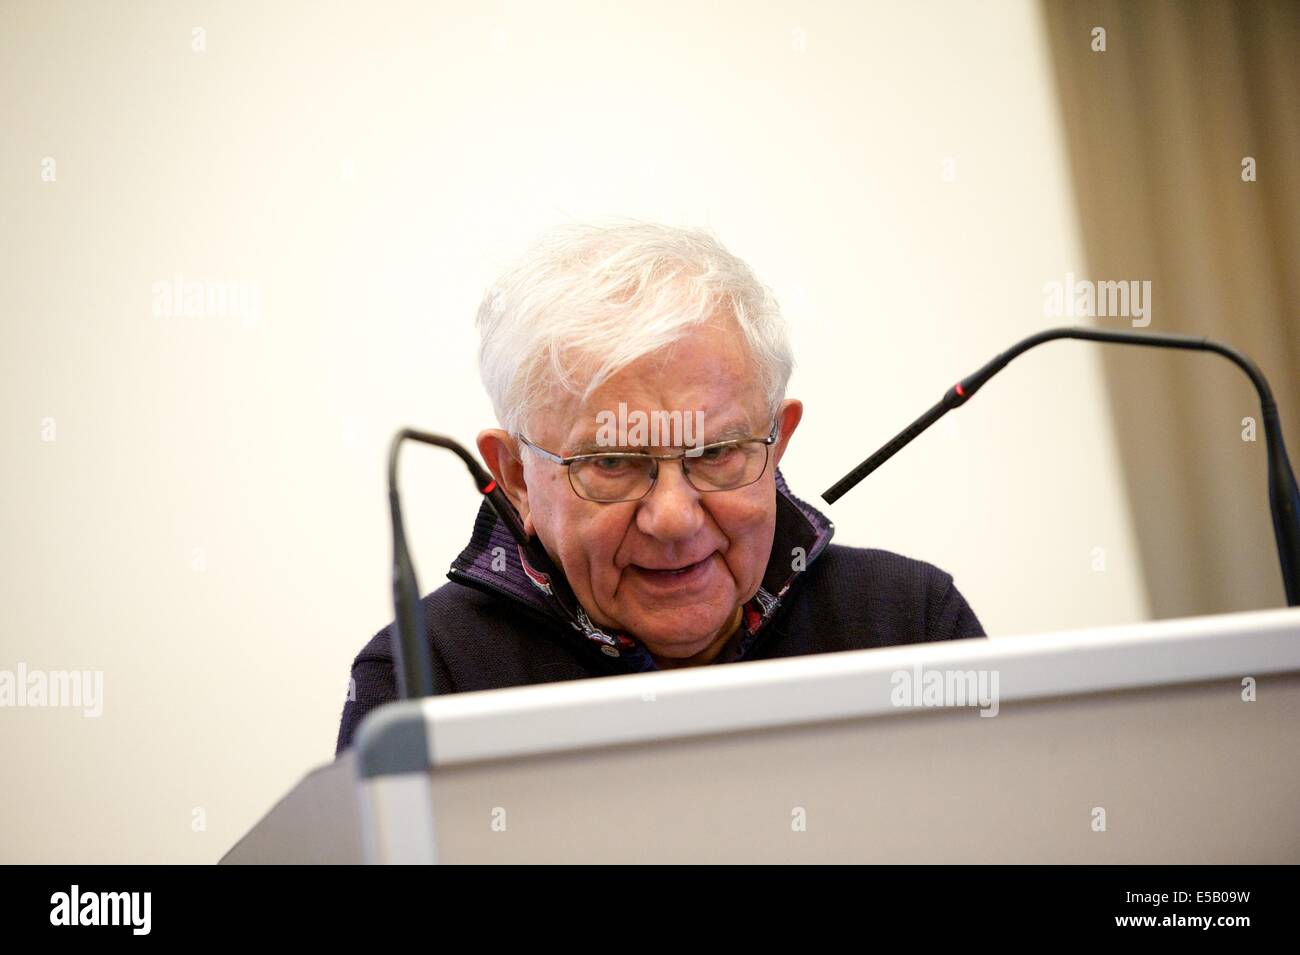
[[821, 327, 1300, 607], [386, 429, 577, 699]]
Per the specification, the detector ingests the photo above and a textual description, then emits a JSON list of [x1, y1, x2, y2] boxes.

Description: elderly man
[[335, 220, 983, 754]]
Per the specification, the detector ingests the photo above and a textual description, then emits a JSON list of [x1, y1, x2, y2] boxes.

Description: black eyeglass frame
[[514, 419, 781, 503]]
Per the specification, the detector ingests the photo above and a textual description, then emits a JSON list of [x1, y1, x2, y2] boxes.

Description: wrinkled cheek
[[577, 549, 627, 609], [729, 515, 777, 594]]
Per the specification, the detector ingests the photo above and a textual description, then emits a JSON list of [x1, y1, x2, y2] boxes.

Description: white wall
[[0, 0, 1148, 862]]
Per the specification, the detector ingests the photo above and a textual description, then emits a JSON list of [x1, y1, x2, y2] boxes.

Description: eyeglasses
[[515, 421, 779, 503]]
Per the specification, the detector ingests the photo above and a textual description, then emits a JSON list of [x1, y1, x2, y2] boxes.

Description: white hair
[[475, 217, 794, 438]]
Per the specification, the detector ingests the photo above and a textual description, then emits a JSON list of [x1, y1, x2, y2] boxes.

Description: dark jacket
[[335, 470, 984, 755]]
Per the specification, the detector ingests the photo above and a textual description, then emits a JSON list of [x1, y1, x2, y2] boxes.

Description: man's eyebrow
[[566, 421, 759, 455], [697, 425, 755, 443]]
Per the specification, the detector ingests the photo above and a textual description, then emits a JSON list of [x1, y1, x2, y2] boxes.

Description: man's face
[[486, 318, 801, 664]]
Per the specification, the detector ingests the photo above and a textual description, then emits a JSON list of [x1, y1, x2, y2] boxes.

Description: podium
[[221, 607, 1300, 864]]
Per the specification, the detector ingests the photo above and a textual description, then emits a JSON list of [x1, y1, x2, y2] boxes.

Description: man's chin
[[621, 611, 734, 656]]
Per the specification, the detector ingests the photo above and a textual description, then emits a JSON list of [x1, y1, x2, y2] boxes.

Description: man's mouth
[[629, 555, 715, 588]]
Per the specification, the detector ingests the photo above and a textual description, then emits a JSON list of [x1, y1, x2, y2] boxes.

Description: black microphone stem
[[821, 327, 1300, 608], [386, 428, 548, 700]]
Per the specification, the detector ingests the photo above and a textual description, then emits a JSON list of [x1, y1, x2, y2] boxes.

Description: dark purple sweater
[[335, 470, 984, 755]]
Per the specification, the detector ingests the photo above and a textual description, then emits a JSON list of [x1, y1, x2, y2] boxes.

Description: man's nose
[[634, 459, 705, 541]]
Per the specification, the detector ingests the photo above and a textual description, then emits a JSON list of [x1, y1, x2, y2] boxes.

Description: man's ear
[[476, 429, 535, 535], [771, 399, 803, 468]]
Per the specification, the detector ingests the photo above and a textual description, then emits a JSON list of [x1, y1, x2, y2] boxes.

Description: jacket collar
[[446, 468, 835, 671]]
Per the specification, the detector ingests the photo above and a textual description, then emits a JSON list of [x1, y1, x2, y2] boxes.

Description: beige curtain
[[1041, 0, 1300, 616]]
